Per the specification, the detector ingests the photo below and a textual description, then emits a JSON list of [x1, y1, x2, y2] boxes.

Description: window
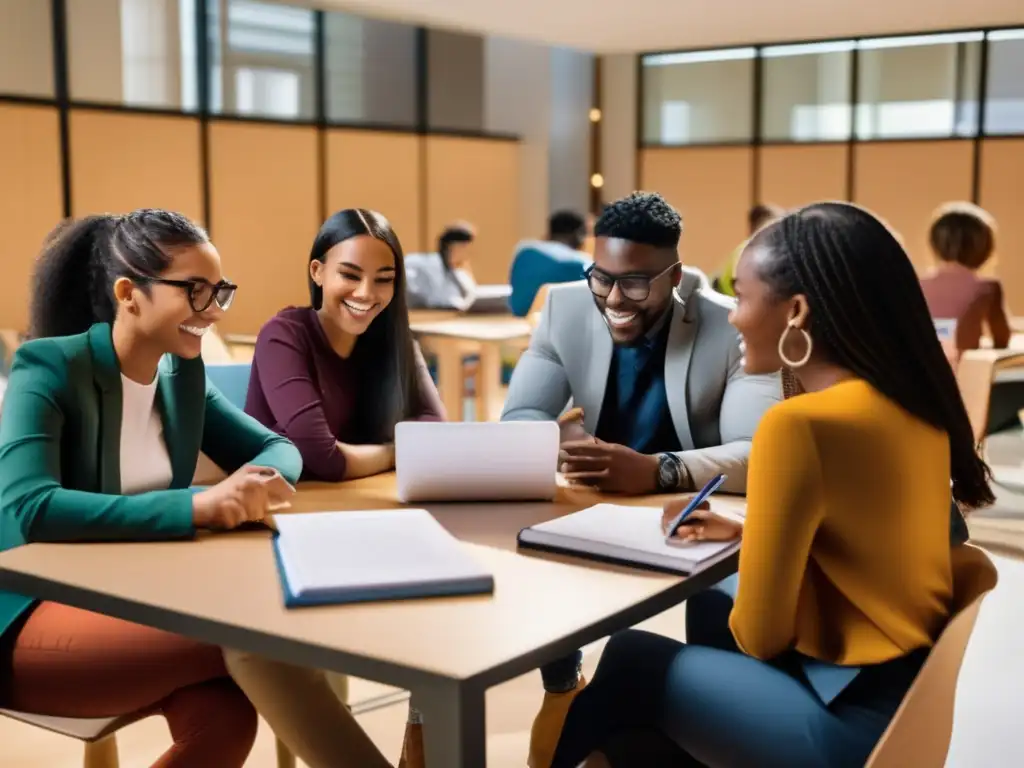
[[0, 0, 54, 98], [207, 0, 315, 120], [0, 0, 55, 98], [985, 29, 1024, 135], [856, 32, 982, 140], [324, 11, 417, 127], [762, 41, 853, 142], [641, 48, 755, 145], [426, 29, 485, 132], [66, 0, 197, 110]]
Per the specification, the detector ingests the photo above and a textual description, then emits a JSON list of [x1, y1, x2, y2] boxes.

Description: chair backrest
[[205, 362, 252, 410], [527, 284, 552, 330], [865, 544, 998, 768]]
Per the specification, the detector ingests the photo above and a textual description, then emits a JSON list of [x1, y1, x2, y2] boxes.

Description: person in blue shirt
[[508, 211, 592, 316]]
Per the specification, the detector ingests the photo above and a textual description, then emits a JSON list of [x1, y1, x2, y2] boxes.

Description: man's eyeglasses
[[137, 277, 238, 313], [585, 262, 679, 302]]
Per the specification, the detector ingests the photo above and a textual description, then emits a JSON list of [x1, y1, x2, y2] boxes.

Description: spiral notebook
[[272, 509, 495, 607], [517, 504, 740, 575]]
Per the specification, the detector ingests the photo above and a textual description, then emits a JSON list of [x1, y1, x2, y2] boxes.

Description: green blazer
[[0, 323, 302, 640]]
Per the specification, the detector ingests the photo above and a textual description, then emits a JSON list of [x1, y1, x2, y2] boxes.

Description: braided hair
[[30, 210, 208, 339], [753, 202, 993, 510]]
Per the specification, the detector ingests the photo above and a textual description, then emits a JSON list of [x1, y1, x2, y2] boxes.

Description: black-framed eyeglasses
[[585, 262, 679, 302], [138, 277, 238, 312]]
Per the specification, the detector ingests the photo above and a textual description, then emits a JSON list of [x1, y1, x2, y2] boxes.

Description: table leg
[[433, 341, 466, 422], [417, 679, 486, 767], [476, 343, 503, 422]]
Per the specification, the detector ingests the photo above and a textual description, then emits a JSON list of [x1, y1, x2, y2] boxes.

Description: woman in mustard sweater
[[549, 202, 993, 768]]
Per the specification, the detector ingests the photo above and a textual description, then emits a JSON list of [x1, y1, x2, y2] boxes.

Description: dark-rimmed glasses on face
[[585, 262, 679, 302], [138, 277, 238, 312]]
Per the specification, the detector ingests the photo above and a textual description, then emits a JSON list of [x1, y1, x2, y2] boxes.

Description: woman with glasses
[[0, 210, 302, 767]]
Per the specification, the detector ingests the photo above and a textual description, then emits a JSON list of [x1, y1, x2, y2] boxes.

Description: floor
[[4, 433, 1024, 767]]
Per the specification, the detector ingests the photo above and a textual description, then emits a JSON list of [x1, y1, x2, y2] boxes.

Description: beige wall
[[425, 136, 520, 284], [759, 144, 849, 209], [853, 140, 974, 270], [639, 147, 752, 275], [325, 130, 422, 253], [208, 121, 320, 334], [0, 105, 63, 330], [980, 139, 1024, 313], [600, 54, 637, 202]]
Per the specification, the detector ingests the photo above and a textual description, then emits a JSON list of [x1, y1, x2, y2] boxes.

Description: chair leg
[[326, 672, 350, 706], [83, 735, 119, 768], [276, 736, 297, 768]]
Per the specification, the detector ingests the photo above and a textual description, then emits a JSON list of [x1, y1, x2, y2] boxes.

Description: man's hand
[[559, 439, 659, 495], [557, 407, 592, 443]]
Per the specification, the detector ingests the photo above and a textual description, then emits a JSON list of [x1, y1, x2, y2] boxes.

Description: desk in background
[[0, 473, 742, 767], [411, 316, 532, 421]]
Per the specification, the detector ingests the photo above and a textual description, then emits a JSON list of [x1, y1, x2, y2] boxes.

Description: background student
[[712, 203, 784, 296], [245, 207, 445, 483], [405, 222, 478, 310], [508, 210, 592, 316], [0, 210, 301, 768], [550, 202, 992, 768]]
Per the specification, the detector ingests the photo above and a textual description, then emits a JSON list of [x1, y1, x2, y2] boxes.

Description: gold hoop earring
[[778, 322, 812, 368]]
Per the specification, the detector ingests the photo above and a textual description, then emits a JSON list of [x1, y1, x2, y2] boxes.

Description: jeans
[[551, 575, 923, 768]]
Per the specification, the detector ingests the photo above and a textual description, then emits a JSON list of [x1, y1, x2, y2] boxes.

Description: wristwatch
[[656, 453, 688, 492]]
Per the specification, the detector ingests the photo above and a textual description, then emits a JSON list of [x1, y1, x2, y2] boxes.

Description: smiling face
[[311, 234, 396, 337], [729, 241, 809, 375], [114, 241, 226, 361], [589, 236, 680, 345]]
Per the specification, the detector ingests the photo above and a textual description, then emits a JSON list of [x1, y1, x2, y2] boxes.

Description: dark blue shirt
[[595, 317, 681, 454]]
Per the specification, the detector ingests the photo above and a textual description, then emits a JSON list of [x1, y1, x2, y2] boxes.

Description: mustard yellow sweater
[[730, 379, 954, 665]]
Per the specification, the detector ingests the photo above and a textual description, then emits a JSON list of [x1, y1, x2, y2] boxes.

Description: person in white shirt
[[405, 222, 477, 310]]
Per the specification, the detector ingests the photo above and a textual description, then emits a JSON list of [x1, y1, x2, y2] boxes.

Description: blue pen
[[664, 473, 727, 540]]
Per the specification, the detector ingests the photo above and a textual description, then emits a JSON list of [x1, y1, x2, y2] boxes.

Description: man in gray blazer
[[502, 192, 781, 768]]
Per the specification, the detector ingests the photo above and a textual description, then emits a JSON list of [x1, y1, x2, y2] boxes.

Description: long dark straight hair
[[308, 208, 424, 443], [753, 202, 993, 509]]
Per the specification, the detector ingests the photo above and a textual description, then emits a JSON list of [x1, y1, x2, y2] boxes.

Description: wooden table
[[411, 317, 533, 422], [0, 474, 743, 767]]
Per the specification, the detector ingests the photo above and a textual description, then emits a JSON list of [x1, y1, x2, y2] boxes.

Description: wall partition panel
[[325, 129, 422, 252], [758, 144, 849, 208], [979, 139, 1024, 312], [208, 120, 319, 333], [0, 105, 64, 329], [639, 146, 753, 276], [70, 110, 203, 221], [853, 140, 974, 270], [425, 136, 519, 284]]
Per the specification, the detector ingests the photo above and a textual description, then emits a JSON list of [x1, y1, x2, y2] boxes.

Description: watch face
[[658, 456, 679, 489]]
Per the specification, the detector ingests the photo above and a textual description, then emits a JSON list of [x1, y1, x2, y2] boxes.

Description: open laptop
[[464, 284, 513, 315], [395, 421, 560, 502]]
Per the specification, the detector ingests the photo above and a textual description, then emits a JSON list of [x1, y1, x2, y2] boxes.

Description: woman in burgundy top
[[246, 208, 445, 482], [920, 202, 1017, 434]]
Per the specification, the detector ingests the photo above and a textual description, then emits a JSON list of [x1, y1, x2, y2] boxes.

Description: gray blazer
[[501, 269, 782, 493]]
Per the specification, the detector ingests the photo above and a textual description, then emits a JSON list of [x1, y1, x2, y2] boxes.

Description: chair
[[954, 349, 1024, 445], [0, 709, 143, 768], [864, 543, 999, 767], [205, 362, 252, 410], [0, 706, 299, 768]]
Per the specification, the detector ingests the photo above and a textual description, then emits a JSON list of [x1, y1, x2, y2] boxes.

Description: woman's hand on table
[[661, 495, 743, 544], [192, 466, 295, 530]]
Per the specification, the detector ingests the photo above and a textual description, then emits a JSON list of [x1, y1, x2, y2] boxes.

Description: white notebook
[[517, 504, 740, 574], [272, 509, 495, 607]]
